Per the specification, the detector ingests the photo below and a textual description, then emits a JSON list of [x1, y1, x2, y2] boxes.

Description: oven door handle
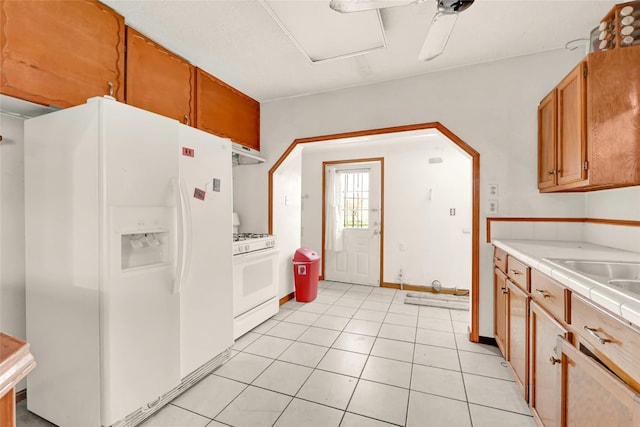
[[234, 248, 280, 262]]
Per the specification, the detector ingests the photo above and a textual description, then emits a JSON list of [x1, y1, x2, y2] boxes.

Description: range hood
[[232, 143, 265, 166]]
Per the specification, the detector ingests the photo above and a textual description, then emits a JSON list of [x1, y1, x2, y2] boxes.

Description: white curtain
[[325, 168, 344, 252]]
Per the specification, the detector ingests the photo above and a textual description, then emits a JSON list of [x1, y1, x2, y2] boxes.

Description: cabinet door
[[0, 0, 125, 107], [494, 267, 508, 359], [507, 279, 529, 401], [557, 336, 640, 427], [125, 27, 196, 125], [530, 301, 569, 427], [195, 68, 260, 150], [538, 90, 557, 190], [586, 46, 640, 186], [556, 62, 587, 186]]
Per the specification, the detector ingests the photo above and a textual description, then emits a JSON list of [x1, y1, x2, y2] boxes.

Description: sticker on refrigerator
[[212, 178, 221, 192], [182, 147, 195, 157], [193, 188, 206, 200]]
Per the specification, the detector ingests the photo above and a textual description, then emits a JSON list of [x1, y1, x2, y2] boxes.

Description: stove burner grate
[[233, 232, 271, 242]]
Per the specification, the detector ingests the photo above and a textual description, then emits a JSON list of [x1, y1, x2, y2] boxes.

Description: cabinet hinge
[[583, 161, 588, 171], [583, 66, 588, 78]]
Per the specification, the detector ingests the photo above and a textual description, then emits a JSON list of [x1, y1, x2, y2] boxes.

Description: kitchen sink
[[607, 279, 640, 296], [547, 259, 640, 280]]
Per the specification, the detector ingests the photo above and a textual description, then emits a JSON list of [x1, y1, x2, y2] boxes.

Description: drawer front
[[530, 270, 567, 323], [571, 293, 640, 389], [493, 246, 507, 273], [507, 256, 530, 292]]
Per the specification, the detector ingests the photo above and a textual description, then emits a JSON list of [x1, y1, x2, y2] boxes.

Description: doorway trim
[[321, 158, 385, 286], [268, 122, 480, 342]]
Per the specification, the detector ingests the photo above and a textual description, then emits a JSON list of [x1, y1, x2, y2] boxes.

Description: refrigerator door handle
[[172, 177, 185, 294], [178, 177, 193, 289]]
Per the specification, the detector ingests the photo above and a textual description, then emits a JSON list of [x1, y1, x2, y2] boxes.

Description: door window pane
[[341, 171, 369, 229]]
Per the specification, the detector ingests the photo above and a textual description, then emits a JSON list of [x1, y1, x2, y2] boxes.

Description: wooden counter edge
[[0, 333, 37, 427]]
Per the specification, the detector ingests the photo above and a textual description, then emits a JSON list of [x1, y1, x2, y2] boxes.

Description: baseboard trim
[[279, 292, 295, 305], [16, 389, 26, 403]]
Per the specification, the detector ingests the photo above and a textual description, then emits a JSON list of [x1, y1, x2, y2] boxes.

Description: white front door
[[324, 161, 381, 286]]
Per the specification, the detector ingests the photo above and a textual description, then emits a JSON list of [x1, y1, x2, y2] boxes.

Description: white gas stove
[[233, 233, 277, 255], [231, 225, 280, 339]]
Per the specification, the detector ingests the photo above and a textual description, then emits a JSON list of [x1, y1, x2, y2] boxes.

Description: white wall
[[0, 115, 27, 391], [583, 187, 640, 253], [0, 115, 26, 341], [272, 146, 303, 298], [255, 49, 588, 337], [300, 136, 472, 291]]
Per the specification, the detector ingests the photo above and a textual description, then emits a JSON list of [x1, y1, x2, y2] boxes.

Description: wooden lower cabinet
[[530, 301, 569, 427], [507, 279, 529, 401], [494, 267, 508, 358], [557, 336, 640, 426]]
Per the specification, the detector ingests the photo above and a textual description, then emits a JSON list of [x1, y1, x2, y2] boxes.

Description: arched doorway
[[268, 122, 480, 342]]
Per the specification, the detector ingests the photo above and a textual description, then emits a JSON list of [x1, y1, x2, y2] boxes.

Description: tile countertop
[[492, 239, 640, 329]]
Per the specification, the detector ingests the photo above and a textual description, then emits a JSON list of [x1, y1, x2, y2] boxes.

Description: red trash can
[[293, 248, 320, 302]]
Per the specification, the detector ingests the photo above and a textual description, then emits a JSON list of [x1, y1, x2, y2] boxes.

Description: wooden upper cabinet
[[196, 68, 260, 151], [538, 90, 557, 190], [538, 45, 640, 192], [556, 62, 587, 187], [587, 45, 640, 188], [537, 62, 587, 191], [125, 27, 195, 125], [0, 0, 125, 107]]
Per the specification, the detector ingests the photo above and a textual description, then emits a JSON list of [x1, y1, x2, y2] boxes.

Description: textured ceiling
[[102, 0, 617, 102]]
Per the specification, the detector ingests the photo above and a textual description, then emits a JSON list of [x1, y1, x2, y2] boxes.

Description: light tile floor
[[17, 281, 535, 427]]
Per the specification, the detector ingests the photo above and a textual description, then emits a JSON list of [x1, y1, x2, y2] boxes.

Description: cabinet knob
[[510, 269, 521, 275], [107, 81, 114, 97], [549, 356, 561, 365], [547, 170, 556, 175], [535, 289, 551, 298], [584, 326, 612, 344], [501, 287, 507, 294], [494, 256, 502, 262]]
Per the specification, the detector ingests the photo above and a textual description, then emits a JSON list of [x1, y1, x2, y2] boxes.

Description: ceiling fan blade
[[330, 0, 415, 13], [418, 11, 457, 61]]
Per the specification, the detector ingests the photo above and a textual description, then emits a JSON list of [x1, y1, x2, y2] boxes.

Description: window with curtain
[[341, 170, 370, 229]]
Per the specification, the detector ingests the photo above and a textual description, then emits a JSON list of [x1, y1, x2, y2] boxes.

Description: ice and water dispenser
[[121, 232, 169, 270]]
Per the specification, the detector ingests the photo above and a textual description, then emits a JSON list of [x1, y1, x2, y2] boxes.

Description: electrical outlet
[[450, 208, 456, 216], [488, 184, 499, 197], [488, 199, 499, 215]]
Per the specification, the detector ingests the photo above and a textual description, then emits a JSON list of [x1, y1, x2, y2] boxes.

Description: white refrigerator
[[24, 97, 233, 427]]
